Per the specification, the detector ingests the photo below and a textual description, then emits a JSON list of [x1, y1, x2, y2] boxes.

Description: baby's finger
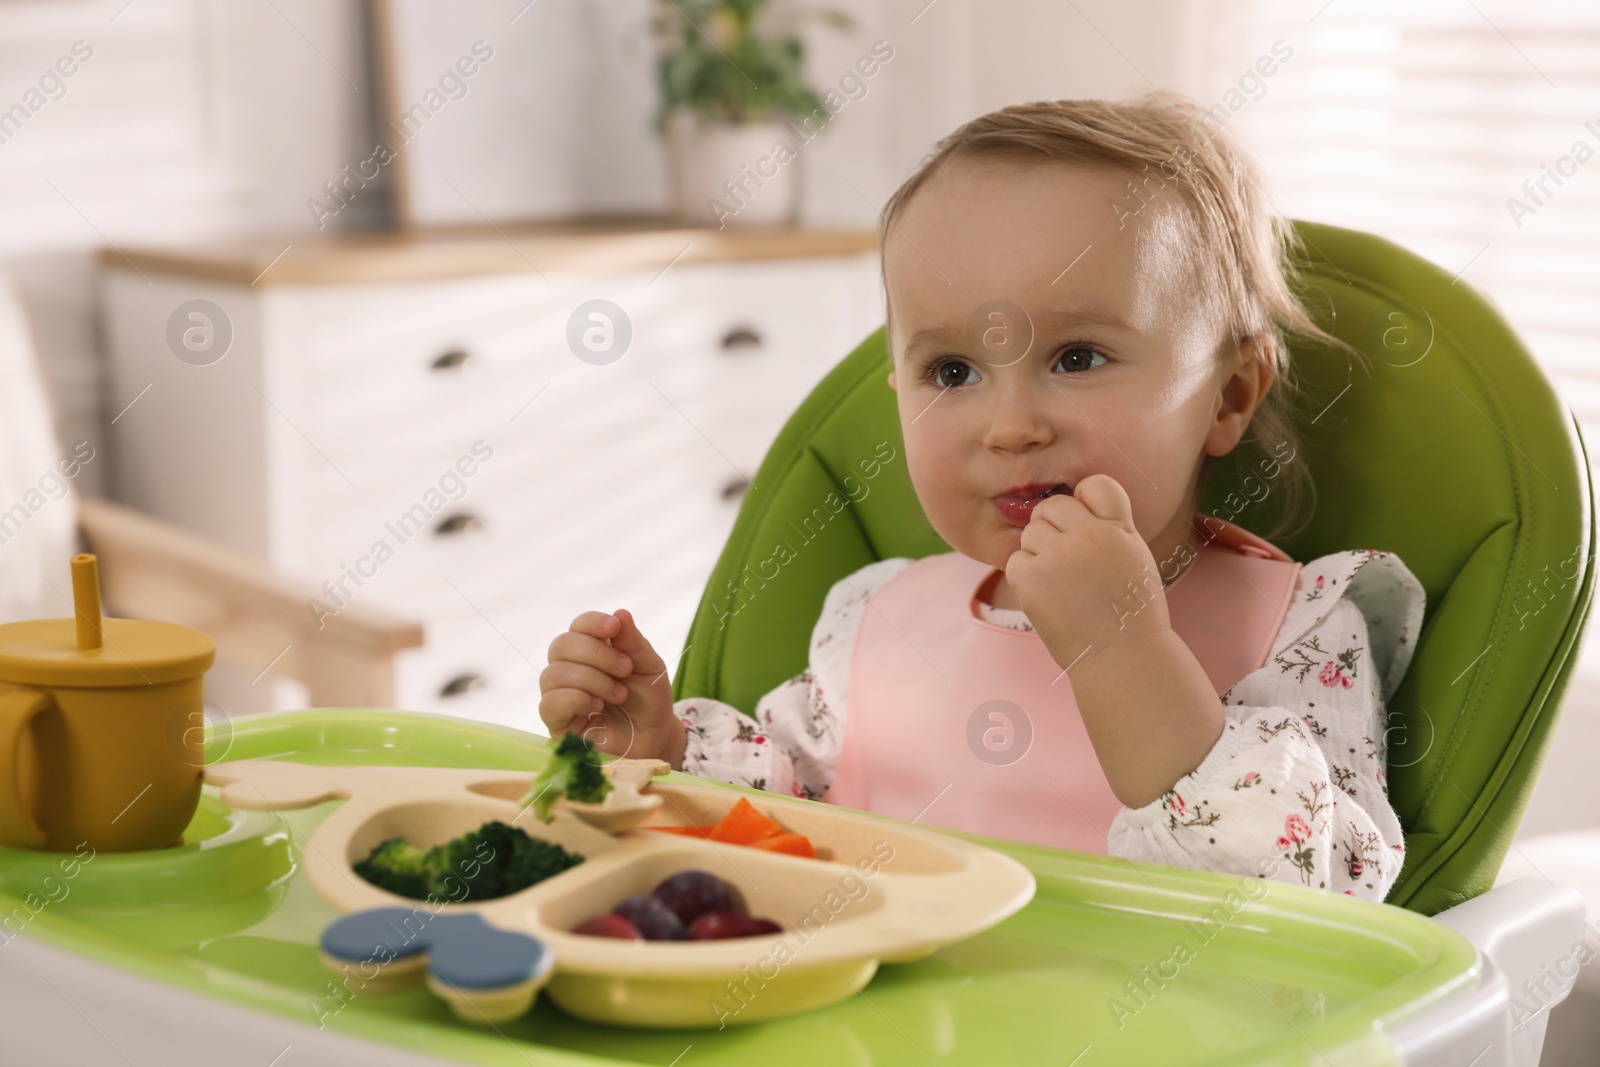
[[1018, 506, 1065, 550], [1004, 543, 1033, 582], [554, 611, 622, 650], [1026, 490, 1084, 534], [541, 660, 629, 705], [547, 628, 634, 680], [537, 687, 595, 736], [1071, 473, 1135, 528], [607, 609, 669, 679], [568, 610, 622, 639]]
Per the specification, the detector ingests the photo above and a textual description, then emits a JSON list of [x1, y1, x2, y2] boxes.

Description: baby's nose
[[983, 399, 1055, 449]]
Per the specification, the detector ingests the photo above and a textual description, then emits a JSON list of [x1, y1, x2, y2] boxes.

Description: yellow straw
[[71, 553, 103, 650]]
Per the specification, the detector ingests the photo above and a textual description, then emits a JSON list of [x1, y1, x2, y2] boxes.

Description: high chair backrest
[[672, 220, 1596, 916]]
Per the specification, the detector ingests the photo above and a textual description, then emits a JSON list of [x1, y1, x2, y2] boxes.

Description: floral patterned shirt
[[676, 549, 1423, 902]]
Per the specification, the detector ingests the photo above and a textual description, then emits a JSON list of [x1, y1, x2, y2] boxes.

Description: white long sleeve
[[1106, 549, 1423, 901], [675, 548, 1422, 901]]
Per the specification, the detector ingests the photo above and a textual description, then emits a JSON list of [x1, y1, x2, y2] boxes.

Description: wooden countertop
[[98, 215, 880, 287]]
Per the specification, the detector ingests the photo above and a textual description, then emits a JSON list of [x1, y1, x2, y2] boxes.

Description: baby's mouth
[[993, 483, 1072, 527]]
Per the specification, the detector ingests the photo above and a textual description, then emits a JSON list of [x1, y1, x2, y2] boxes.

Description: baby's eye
[[1056, 343, 1108, 373], [923, 357, 978, 389]]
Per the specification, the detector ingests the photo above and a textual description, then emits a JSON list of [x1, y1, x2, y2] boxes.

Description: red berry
[[573, 913, 643, 940], [613, 894, 689, 940], [689, 911, 783, 939], [651, 870, 733, 925]]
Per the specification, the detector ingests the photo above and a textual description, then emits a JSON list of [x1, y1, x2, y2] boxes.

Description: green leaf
[[654, 0, 854, 125]]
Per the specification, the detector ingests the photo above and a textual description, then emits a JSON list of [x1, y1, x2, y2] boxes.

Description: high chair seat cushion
[[672, 219, 1595, 917]]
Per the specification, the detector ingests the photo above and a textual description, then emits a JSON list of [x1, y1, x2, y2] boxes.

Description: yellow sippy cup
[[0, 553, 215, 852]]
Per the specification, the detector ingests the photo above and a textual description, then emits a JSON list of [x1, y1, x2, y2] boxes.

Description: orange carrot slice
[[747, 832, 815, 858], [644, 825, 716, 838], [708, 797, 786, 845]]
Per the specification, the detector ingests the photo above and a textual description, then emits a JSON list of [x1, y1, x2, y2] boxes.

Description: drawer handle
[[721, 475, 751, 501], [434, 512, 484, 537], [430, 348, 480, 373], [440, 672, 488, 698], [720, 326, 763, 352]]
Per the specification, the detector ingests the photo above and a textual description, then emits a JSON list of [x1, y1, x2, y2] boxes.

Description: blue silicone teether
[[320, 907, 554, 1023]]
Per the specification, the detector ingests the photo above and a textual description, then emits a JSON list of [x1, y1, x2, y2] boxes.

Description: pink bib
[[821, 517, 1302, 853]]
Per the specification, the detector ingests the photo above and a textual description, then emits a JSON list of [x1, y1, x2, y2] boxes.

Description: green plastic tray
[[0, 709, 1481, 1066]]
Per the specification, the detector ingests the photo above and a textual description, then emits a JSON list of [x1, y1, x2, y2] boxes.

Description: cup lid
[[0, 617, 215, 688]]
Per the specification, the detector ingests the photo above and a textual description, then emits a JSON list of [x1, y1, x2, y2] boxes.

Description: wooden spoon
[[560, 758, 671, 834]]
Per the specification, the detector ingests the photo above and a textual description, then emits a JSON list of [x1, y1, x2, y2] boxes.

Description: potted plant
[[652, 0, 853, 228]]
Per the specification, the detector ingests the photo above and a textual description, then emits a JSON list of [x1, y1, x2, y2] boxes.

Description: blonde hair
[[877, 90, 1367, 545]]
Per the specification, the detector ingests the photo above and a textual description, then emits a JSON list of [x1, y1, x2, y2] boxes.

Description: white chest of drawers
[[101, 224, 883, 729]]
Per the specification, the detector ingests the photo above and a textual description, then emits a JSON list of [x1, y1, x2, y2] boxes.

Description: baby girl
[[538, 91, 1423, 902]]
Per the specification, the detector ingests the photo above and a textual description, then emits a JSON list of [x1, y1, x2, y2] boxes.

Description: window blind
[[0, 0, 248, 257], [1195, 1, 1600, 397], [1193, 0, 1600, 677]]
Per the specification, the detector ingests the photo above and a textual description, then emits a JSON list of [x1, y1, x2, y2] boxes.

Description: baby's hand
[[539, 609, 686, 767], [1003, 473, 1169, 673]]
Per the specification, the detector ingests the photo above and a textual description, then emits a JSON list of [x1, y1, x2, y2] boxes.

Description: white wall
[[792, 0, 1196, 225]]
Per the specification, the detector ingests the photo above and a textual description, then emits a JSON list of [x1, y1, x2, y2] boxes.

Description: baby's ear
[[886, 368, 897, 391]]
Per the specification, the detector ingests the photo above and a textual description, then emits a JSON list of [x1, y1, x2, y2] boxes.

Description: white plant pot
[[663, 112, 802, 229]]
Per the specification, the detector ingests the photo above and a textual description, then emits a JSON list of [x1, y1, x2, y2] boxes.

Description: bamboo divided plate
[[201, 758, 1037, 1029]]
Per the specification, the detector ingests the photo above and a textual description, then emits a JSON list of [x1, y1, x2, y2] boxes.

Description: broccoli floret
[[502, 822, 588, 887], [522, 734, 612, 822], [352, 820, 584, 903], [434, 825, 507, 901], [565, 743, 610, 804], [352, 837, 432, 899]]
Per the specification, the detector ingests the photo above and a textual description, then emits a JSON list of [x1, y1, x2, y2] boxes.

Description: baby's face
[[884, 156, 1264, 574]]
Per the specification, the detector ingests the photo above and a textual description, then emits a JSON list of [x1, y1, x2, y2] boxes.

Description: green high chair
[[674, 220, 1596, 1062]]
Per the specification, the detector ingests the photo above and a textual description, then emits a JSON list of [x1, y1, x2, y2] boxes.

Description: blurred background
[[0, 0, 1597, 988]]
